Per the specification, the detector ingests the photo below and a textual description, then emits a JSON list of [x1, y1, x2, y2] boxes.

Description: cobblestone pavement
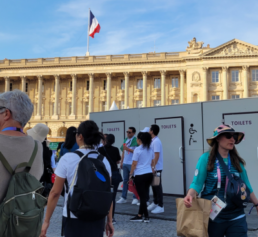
[[46, 206, 258, 237]]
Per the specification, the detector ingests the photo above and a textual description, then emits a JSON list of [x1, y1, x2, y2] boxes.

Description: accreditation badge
[[209, 195, 227, 220]]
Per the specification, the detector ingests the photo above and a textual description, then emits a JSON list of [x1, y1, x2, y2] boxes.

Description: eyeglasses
[[126, 131, 132, 134], [223, 133, 238, 141]]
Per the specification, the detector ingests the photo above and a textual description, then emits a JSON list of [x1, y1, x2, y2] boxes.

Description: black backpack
[[217, 155, 251, 208], [67, 151, 113, 221]]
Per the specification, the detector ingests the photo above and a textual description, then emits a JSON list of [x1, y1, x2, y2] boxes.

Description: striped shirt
[[190, 152, 253, 222]]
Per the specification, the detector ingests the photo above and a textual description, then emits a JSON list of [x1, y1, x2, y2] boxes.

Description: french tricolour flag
[[89, 11, 101, 38]]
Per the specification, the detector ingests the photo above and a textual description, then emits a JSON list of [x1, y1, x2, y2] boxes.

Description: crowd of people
[[0, 90, 257, 237]]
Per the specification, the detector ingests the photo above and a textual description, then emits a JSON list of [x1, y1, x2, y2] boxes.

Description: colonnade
[[1, 65, 250, 120]]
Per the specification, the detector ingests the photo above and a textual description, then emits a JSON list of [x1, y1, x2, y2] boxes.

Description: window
[[137, 79, 143, 89], [136, 101, 143, 108], [69, 81, 72, 91], [212, 95, 220, 101], [58, 102, 61, 115], [212, 71, 219, 83], [252, 70, 258, 81], [52, 103, 55, 115], [34, 104, 37, 116], [103, 80, 106, 90], [154, 100, 161, 107], [232, 70, 239, 82], [42, 82, 44, 92], [120, 101, 125, 109], [102, 102, 107, 111], [232, 95, 240, 99], [68, 102, 72, 115], [53, 81, 55, 92], [252, 94, 258, 97], [86, 81, 90, 91], [172, 78, 179, 88], [25, 83, 28, 92], [154, 78, 161, 89], [85, 102, 89, 115], [171, 99, 179, 105], [42, 104, 44, 115], [121, 80, 125, 90], [10, 83, 13, 91]]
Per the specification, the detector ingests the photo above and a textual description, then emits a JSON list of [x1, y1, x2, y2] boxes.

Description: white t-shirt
[[151, 136, 163, 171], [132, 145, 154, 176], [51, 152, 57, 169], [55, 148, 112, 218], [123, 137, 137, 165]]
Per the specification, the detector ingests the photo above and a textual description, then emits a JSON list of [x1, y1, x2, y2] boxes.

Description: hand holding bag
[[152, 172, 161, 186], [176, 197, 212, 237]]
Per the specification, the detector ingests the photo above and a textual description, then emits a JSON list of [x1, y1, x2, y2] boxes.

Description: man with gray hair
[[0, 90, 43, 203]]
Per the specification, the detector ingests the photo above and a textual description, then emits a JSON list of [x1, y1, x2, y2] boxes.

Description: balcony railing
[[0, 52, 180, 67]]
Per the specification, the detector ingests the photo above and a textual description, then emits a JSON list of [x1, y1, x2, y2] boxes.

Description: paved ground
[[47, 206, 258, 237], [46, 194, 258, 237]]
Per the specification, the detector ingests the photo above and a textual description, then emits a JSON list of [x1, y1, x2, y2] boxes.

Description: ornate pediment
[[202, 39, 258, 57]]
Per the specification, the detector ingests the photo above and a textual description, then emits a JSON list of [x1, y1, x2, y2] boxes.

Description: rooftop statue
[[186, 37, 204, 54]]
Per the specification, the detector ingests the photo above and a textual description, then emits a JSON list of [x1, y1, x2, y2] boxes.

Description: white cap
[[27, 123, 49, 143], [140, 127, 150, 132]]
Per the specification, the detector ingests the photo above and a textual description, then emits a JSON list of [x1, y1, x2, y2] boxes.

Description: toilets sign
[[231, 120, 252, 126]]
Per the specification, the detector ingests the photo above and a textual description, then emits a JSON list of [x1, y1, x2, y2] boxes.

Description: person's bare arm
[[40, 176, 65, 237], [120, 151, 124, 169], [250, 192, 258, 215], [154, 152, 160, 167], [105, 178, 114, 237], [129, 160, 138, 177]]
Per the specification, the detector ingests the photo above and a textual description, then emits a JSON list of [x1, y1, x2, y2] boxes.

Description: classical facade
[[1, 38, 258, 140]]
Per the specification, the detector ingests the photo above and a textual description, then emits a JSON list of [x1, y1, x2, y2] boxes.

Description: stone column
[[142, 71, 147, 107], [160, 70, 166, 105], [202, 67, 208, 101], [35, 75, 43, 120], [21, 76, 26, 92], [88, 73, 94, 113], [4, 77, 10, 92], [123, 72, 129, 109], [69, 74, 77, 119], [52, 75, 60, 119], [106, 73, 111, 110], [179, 70, 185, 104], [243, 65, 249, 98], [222, 67, 228, 100]]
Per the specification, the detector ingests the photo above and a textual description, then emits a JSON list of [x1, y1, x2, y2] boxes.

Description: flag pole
[[86, 8, 90, 56]]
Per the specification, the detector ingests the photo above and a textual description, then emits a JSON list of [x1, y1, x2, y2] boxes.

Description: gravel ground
[[46, 206, 258, 237]]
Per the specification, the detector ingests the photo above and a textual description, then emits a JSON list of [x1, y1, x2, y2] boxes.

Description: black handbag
[[217, 155, 250, 208]]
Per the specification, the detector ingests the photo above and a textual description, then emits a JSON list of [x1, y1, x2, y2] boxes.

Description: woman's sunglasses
[[223, 133, 238, 141]]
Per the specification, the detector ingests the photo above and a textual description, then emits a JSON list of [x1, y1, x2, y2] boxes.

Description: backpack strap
[[73, 150, 84, 157], [217, 155, 233, 180], [0, 152, 14, 175], [97, 154, 105, 162]]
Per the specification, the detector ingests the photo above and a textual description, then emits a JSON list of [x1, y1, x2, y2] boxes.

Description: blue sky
[[1, 0, 258, 59]]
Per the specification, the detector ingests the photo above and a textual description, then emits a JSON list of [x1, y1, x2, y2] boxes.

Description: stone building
[[1, 38, 258, 140]]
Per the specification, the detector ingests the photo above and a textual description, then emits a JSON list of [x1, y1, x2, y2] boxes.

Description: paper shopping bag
[[176, 198, 212, 237]]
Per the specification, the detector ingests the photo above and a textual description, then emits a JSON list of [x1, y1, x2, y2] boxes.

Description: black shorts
[[62, 216, 105, 237]]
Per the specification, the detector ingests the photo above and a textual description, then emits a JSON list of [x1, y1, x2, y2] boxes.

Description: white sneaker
[[116, 197, 127, 204], [132, 198, 139, 205], [137, 201, 150, 206], [151, 206, 164, 214], [147, 202, 158, 211]]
